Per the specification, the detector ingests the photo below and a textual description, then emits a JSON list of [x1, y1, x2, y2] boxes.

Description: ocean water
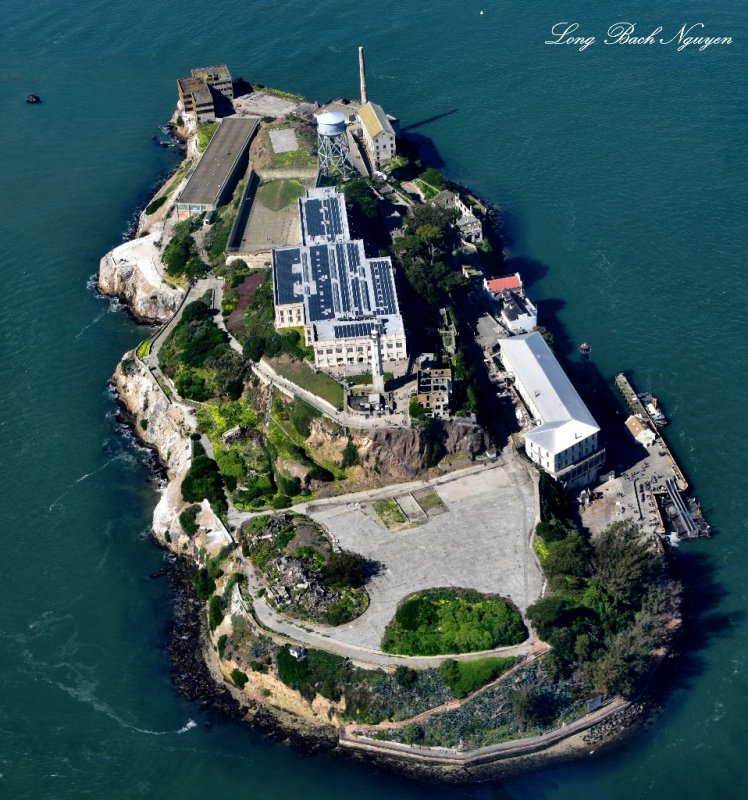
[[1, 1, 746, 798]]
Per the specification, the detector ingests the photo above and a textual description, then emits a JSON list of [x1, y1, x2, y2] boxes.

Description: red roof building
[[484, 272, 523, 294]]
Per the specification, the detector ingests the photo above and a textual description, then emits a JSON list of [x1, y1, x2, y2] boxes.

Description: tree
[[592, 521, 658, 611], [322, 551, 369, 589], [543, 532, 592, 594]]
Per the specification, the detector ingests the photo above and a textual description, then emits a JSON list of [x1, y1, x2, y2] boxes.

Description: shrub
[[216, 634, 228, 659], [271, 494, 292, 509], [179, 504, 201, 535], [139, 418, 148, 430], [230, 669, 248, 689], [181, 448, 227, 515], [322, 552, 368, 589], [194, 567, 215, 601], [209, 594, 226, 630], [145, 195, 167, 215], [340, 439, 359, 468]]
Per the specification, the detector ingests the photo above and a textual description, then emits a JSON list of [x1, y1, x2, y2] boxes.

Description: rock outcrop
[[99, 232, 185, 323], [114, 354, 196, 544], [357, 418, 485, 481]]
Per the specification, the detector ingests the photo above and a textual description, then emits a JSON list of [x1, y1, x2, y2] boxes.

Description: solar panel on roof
[[273, 248, 302, 305]]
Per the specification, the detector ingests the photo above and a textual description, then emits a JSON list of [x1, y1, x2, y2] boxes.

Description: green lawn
[[256, 179, 306, 211], [439, 657, 516, 699], [269, 359, 344, 409]]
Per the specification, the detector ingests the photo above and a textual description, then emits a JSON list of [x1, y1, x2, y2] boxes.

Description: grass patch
[[163, 160, 192, 197], [256, 179, 306, 211], [276, 646, 349, 703], [270, 148, 316, 168], [269, 358, 344, 409], [197, 121, 219, 152], [382, 589, 527, 656], [136, 339, 152, 358], [373, 499, 408, 530], [413, 489, 446, 514], [347, 371, 395, 386], [438, 657, 516, 699]]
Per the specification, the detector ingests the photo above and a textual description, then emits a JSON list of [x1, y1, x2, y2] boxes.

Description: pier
[[582, 374, 710, 541]]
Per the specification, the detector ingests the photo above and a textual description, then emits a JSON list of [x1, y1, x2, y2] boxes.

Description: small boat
[[579, 342, 591, 356], [638, 392, 667, 426], [26, 94, 41, 104]]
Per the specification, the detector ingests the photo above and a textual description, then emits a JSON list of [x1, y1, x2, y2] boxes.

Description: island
[[99, 55, 706, 782]]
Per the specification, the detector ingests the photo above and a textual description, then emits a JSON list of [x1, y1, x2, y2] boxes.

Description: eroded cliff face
[[356, 419, 486, 481], [99, 232, 185, 323], [114, 355, 194, 475]]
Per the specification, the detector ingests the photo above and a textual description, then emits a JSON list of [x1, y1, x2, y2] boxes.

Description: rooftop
[[300, 187, 350, 244], [191, 64, 232, 82], [500, 332, 600, 452], [486, 273, 523, 294], [178, 117, 259, 207], [273, 188, 404, 343], [358, 101, 395, 140]]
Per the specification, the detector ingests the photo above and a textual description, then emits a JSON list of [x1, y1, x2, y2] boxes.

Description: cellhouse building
[[272, 186, 407, 371], [500, 331, 605, 489]]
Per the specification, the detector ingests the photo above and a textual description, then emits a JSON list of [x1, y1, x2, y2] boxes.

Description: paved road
[[231, 455, 541, 668]]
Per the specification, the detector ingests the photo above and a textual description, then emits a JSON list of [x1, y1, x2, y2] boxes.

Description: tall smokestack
[[358, 46, 368, 105]]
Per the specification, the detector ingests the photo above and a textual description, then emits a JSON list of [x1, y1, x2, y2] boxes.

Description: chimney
[[358, 46, 368, 105]]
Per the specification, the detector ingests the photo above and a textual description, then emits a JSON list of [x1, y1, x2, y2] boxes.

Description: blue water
[[1, 1, 746, 797]]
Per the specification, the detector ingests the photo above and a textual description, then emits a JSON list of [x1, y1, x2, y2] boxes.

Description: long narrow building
[[272, 187, 407, 371], [500, 332, 605, 488], [176, 117, 259, 219]]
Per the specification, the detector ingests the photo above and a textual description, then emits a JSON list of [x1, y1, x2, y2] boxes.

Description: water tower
[[316, 112, 353, 180]]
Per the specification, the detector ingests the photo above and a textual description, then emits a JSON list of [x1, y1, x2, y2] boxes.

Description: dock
[[599, 373, 711, 541]]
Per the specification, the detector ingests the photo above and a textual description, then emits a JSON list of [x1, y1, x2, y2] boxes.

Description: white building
[[357, 101, 396, 168], [272, 187, 407, 371], [500, 332, 605, 488]]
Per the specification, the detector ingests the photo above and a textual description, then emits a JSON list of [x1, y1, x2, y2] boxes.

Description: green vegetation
[[271, 148, 316, 168], [343, 178, 380, 221], [216, 634, 228, 659], [269, 359, 344, 409], [277, 646, 349, 703], [159, 301, 246, 401], [346, 371, 394, 386], [414, 489, 445, 513], [179, 504, 201, 535], [181, 441, 227, 515], [373, 498, 408, 529], [208, 594, 226, 630], [197, 121, 219, 152], [340, 439, 359, 468], [287, 397, 321, 437], [413, 168, 447, 201], [526, 477, 681, 697], [241, 514, 370, 626], [438, 657, 516, 699], [139, 419, 148, 430], [162, 217, 206, 279], [205, 205, 237, 263], [392, 203, 463, 308], [136, 339, 151, 358], [242, 273, 311, 362], [381, 589, 527, 656], [162, 160, 192, 197], [230, 668, 248, 689], [145, 195, 167, 215], [256, 179, 306, 211]]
